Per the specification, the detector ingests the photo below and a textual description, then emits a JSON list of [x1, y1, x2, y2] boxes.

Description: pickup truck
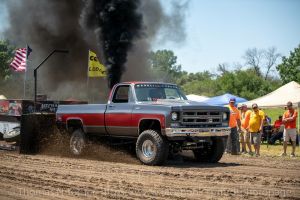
[[56, 82, 230, 165]]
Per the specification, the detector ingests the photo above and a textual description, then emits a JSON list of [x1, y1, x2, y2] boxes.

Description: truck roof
[[121, 81, 177, 85]]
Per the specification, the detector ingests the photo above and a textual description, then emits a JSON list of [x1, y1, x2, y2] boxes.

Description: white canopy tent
[[0, 95, 7, 100], [239, 81, 300, 131], [239, 81, 300, 108], [186, 94, 209, 102]]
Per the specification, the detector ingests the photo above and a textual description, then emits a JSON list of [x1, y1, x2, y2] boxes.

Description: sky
[[156, 0, 300, 73], [1, 0, 300, 73], [0, 3, 8, 31]]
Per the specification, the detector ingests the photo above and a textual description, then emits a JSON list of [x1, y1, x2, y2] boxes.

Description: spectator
[[248, 103, 265, 156], [240, 104, 252, 154], [262, 114, 273, 143], [226, 98, 242, 155], [274, 115, 283, 129], [281, 101, 298, 157], [269, 116, 284, 145], [265, 115, 272, 125]]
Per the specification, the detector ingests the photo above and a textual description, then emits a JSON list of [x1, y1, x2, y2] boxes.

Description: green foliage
[[0, 40, 14, 81], [177, 68, 281, 99], [277, 44, 300, 84], [215, 69, 281, 99], [178, 71, 217, 96], [149, 49, 283, 100], [149, 50, 182, 83]]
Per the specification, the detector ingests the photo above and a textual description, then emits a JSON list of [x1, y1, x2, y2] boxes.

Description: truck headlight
[[223, 112, 228, 120], [171, 112, 179, 121]]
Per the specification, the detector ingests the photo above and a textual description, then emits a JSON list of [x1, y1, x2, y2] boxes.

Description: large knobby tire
[[70, 129, 86, 156], [193, 137, 226, 163], [136, 130, 169, 166]]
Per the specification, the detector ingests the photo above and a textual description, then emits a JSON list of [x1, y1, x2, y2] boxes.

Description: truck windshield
[[135, 84, 188, 102]]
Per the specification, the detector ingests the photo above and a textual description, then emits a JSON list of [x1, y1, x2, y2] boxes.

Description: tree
[[0, 40, 14, 82], [215, 69, 281, 100], [276, 44, 300, 84], [149, 50, 182, 83], [148, 48, 282, 100], [243, 48, 263, 76], [178, 71, 216, 96], [264, 47, 281, 80], [243, 47, 281, 79], [0, 40, 24, 98], [217, 63, 229, 75]]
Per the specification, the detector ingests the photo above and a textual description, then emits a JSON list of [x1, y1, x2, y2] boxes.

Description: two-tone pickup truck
[[56, 82, 230, 165]]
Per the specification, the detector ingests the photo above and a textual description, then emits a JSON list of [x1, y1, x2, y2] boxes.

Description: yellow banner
[[88, 50, 107, 77]]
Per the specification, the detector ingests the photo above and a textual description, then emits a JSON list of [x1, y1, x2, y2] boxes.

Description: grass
[[263, 108, 285, 123], [260, 143, 286, 156], [245, 143, 300, 159]]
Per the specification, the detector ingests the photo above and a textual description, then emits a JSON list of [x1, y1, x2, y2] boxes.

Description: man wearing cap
[[281, 101, 298, 157], [240, 104, 252, 154], [226, 98, 241, 155], [248, 103, 265, 156]]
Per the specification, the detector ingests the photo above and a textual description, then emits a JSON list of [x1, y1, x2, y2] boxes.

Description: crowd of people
[[226, 98, 298, 157]]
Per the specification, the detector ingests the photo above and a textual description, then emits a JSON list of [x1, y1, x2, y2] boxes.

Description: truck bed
[[56, 104, 107, 135], [56, 104, 107, 114]]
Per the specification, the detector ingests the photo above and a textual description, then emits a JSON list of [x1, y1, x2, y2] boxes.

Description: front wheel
[[136, 130, 169, 166], [70, 129, 86, 155], [193, 137, 226, 163]]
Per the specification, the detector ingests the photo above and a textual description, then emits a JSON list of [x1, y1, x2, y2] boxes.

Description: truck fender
[[66, 118, 85, 133], [138, 118, 163, 135]]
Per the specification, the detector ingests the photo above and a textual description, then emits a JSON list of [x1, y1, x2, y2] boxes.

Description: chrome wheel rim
[[70, 135, 84, 155], [142, 140, 155, 158]]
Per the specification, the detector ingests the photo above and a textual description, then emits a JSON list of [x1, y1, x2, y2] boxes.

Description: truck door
[[105, 85, 136, 136]]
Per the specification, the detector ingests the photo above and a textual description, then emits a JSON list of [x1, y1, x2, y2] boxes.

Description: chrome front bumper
[[165, 127, 230, 137]]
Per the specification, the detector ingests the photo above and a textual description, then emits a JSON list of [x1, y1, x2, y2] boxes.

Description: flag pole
[[23, 46, 28, 99], [296, 102, 300, 152], [87, 50, 90, 101], [23, 67, 27, 98]]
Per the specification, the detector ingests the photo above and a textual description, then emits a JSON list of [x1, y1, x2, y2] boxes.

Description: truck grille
[[181, 111, 222, 126]]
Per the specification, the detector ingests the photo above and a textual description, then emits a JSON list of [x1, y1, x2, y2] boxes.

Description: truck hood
[[138, 100, 228, 111]]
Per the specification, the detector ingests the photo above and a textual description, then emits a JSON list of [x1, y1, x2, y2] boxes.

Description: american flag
[[10, 46, 32, 72]]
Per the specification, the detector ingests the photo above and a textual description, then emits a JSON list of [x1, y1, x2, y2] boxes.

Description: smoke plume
[[4, 0, 98, 100], [81, 0, 143, 89], [3, 0, 189, 100]]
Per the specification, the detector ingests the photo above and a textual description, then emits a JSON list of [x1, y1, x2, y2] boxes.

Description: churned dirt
[[0, 145, 299, 200]]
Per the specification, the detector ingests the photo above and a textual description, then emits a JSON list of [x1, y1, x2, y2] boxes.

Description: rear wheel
[[136, 130, 168, 166], [193, 137, 226, 163], [70, 129, 86, 155]]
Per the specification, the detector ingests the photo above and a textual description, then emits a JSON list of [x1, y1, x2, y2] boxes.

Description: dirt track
[[0, 149, 299, 200]]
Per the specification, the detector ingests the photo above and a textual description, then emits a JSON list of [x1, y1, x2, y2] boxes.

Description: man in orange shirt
[[281, 101, 298, 157], [226, 98, 242, 155], [240, 104, 252, 154]]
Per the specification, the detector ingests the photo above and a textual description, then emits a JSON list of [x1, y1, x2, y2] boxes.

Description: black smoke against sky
[[4, 0, 189, 98], [81, 0, 143, 89]]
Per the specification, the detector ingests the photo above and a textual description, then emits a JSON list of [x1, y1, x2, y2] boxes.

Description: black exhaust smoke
[[82, 0, 143, 89], [4, 0, 188, 98]]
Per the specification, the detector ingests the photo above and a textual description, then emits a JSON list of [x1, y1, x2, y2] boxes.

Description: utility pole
[[34, 49, 69, 111]]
